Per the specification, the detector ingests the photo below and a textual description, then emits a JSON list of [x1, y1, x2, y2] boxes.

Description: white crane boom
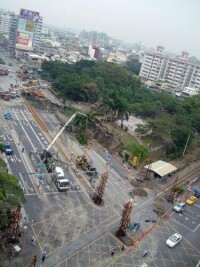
[[46, 112, 86, 151]]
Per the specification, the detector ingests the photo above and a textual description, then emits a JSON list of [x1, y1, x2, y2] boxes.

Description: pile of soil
[[129, 188, 148, 198], [130, 179, 154, 190], [130, 180, 141, 187], [142, 180, 154, 189]]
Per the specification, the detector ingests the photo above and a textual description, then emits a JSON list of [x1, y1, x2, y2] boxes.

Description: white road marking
[[14, 155, 21, 162], [10, 156, 15, 162], [31, 122, 37, 127], [23, 120, 29, 126], [185, 209, 195, 214], [193, 223, 200, 232], [194, 203, 200, 208], [7, 135, 13, 141], [18, 181, 25, 192], [24, 193, 38, 196], [20, 110, 45, 148], [19, 172, 29, 194], [171, 218, 193, 231], [25, 181, 34, 192], [180, 211, 198, 219], [12, 110, 38, 151]]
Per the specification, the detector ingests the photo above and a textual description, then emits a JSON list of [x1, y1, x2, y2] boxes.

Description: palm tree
[[73, 112, 97, 144], [115, 97, 130, 128]]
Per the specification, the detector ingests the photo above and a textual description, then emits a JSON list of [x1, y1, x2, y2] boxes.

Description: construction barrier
[[26, 104, 48, 132]]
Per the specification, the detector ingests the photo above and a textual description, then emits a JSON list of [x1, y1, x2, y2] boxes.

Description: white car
[[173, 202, 186, 213], [166, 233, 182, 247]]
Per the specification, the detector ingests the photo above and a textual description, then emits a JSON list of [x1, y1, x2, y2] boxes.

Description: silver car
[[173, 202, 186, 213]]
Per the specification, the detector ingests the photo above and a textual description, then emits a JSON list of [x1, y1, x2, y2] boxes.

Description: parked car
[[3, 144, 14, 155], [185, 196, 198, 205], [194, 187, 200, 198], [173, 202, 186, 213], [4, 111, 12, 119], [166, 233, 182, 248]]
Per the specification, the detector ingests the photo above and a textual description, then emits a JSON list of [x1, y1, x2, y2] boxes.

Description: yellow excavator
[[76, 155, 98, 177]]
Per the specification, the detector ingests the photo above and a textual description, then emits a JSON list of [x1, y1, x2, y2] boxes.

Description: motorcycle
[[142, 250, 148, 257]]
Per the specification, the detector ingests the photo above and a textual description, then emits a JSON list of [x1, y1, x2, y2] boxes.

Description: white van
[[56, 179, 70, 192], [54, 166, 64, 179]]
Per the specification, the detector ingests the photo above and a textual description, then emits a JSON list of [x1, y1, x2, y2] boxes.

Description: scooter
[[142, 250, 148, 257]]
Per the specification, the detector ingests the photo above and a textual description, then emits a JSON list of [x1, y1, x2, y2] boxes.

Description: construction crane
[[46, 112, 82, 151], [116, 199, 134, 237], [93, 172, 108, 204], [32, 112, 86, 172]]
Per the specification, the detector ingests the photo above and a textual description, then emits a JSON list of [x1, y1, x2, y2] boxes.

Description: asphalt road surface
[[0, 89, 199, 266]]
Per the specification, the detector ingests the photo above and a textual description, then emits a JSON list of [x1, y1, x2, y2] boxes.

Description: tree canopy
[[41, 60, 200, 158], [0, 171, 25, 212], [124, 56, 142, 75]]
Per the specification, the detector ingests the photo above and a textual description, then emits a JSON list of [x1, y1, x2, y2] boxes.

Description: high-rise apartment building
[[15, 8, 43, 55], [0, 9, 14, 34], [139, 46, 200, 91], [9, 15, 18, 53], [32, 16, 43, 51]]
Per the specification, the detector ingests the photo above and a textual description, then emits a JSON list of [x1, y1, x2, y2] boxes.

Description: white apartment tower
[[32, 16, 43, 51], [139, 46, 200, 91], [0, 9, 14, 34]]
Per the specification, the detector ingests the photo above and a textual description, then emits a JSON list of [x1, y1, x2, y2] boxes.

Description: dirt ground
[[33, 98, 200, 196]]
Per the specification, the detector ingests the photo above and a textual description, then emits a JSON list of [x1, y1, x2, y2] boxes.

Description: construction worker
[[111, 248, 115, 256]]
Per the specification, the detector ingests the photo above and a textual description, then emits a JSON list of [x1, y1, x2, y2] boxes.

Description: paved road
[[169, 200, 200, 250], [0, 96, 200, 267], [0, 50, 23, 91]]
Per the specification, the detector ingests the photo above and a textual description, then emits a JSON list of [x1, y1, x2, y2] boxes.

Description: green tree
[[73, 112, 96, 144], [0, 171, 26, 212], [124, 57, 142, 75]]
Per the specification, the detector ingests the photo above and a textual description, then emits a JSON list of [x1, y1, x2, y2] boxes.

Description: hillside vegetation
[[42, 60, 200, 158]]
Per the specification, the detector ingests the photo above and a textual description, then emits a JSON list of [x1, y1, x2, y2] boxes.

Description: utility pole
[[182, 133, 190, 157], [116, 199, 133, 237], [93, 172, 109, 204]]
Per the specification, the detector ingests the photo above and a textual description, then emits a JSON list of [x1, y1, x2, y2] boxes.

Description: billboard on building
[[19, 9, 39, 22], [16, 8, 40, 51]]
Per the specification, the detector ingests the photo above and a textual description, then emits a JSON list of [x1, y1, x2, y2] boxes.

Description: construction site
[[0, 79, 200, 266]]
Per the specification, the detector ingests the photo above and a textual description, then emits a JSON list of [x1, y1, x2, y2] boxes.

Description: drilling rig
[[116, 199, 134, 237], [167, 175, 179, 203], [93, 172, 109, 204]]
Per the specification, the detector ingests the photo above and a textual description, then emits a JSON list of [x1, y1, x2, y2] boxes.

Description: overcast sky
[[1, 0, 199, 57]]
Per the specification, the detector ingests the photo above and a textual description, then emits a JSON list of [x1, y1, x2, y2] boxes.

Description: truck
[[3, 144, 14, 155], [53, 167, 70, 192], [4, 111, 12, 119]]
